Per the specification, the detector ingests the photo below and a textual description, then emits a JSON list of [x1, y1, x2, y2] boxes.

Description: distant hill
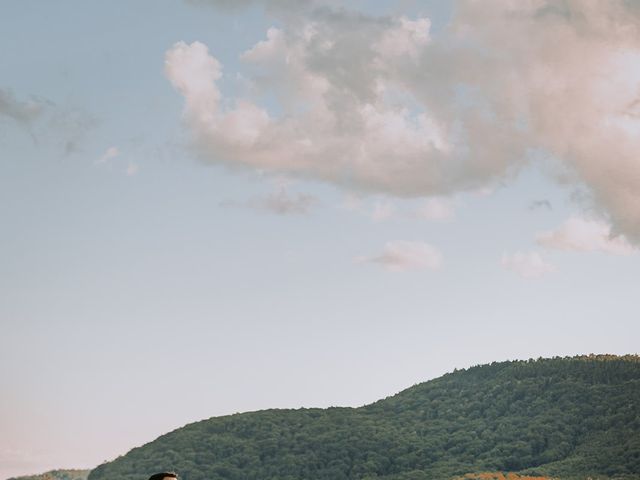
[[89, 355, 640, 480], [8, 470, 90, 480]]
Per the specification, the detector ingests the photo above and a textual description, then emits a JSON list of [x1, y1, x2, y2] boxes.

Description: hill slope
[[88, 355, 640, 480], [8, 469, 90, 480]]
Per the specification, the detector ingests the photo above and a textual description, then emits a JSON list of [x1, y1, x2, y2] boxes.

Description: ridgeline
[[8, 470, 90, 480], [88, 355, 640, 480]]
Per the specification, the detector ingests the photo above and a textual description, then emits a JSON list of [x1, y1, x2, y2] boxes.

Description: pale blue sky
[[2, 1, 639, 478]]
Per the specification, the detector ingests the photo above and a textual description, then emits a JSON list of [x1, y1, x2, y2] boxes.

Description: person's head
[[148, 473, 177, 480]]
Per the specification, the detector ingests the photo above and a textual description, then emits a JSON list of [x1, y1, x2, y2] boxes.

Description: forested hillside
[[88, 355, 640, 480]]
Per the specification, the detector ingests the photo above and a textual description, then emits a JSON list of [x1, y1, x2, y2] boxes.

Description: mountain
[[88, 355, 640, 480], [8, 470, 90, 480]]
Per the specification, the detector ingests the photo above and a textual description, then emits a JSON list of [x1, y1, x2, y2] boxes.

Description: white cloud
[[537, 217, 636, 255], [164, 16, 452, 197], [95, 147, 141, 177], [167, 1, 640, 244], [415, 197, 455, 221], [501, 251, 556, 279], [96, 146, 120, 164], [358, 241, 443, 272]]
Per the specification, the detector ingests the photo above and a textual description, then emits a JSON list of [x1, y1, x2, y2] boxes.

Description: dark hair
[[148, 473, 177, 480]]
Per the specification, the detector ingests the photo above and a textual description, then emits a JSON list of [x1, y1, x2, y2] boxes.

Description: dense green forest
[[88, 355, 640, 480], [8, 470, 90, 480]]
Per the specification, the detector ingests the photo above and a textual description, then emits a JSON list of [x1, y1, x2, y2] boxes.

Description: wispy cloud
[[340, 194, 364, 213], [501, 251, 556, 279], [370, 200, 395, 222], [358, 241, 443, 272], [0, 87, 96, 152], [221, 187, 317, 215], [185, 0, 313, 13], [414, 197, 455, 221], [0, 88, 49, 128], [96, 146, 120, 164], [341, 195, 455, 223], [126, 163, 140, 176], [537, 217, 636, 255], [529, 199, 552, 211]]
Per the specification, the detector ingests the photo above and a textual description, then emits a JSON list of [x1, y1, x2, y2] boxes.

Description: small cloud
[[185, 0, 312, 13], [471, 185, 498, 197], [501, 251, 556, 279], [185, 0, 257, 11], [536, 217, 635, 255], [261, 188, 315, 214], [49, 107, 98, 156], [96, 146, 120, 165], [338, 195, 395, 221], [0, 88, 51, 142], [0, 88, 96, 151], [0, 88, 48, 126], [221, 187, 317, 215], [529, 199, 553, 211], [340, 194, 364, 213], [64, 140, 81, 155], [126, 162, 139, 176], [371, 200, 395, 222], [415, 197, 455, 221], [358, 241, 443, 272]]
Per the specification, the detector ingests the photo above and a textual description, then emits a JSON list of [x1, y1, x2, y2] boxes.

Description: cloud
[[415, 197, 455, 221], [222, 187, 317, 215], [371, 200, 395, 222], [186, 0, 256, 9], [339, 195, 453, 222], [95, 147, 142, 177], [164, 18, 455, 196], [340, 194, 364, 213], [529, 199, 552, 211], [0, 88, 48, 127], [501, 251, 556, 279], [0, 87, 96, 151], [184, 0, 316, 14], [166, 1, 640, 243], [52, 108, 98, 154], [337, 195, 395, 221], [358, 241, 443, 271], [537, 217, 636, 255], [126, 163, 140, 176], [96, 146, 120, 164], [260, 189, 316, 214]]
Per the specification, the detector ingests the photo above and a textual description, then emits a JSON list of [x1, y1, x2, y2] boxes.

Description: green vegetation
[[88, 355, 640, 480], [8, 469, 90, 480]]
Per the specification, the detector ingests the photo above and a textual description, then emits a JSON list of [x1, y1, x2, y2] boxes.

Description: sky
[[1, 0, 640, 478]]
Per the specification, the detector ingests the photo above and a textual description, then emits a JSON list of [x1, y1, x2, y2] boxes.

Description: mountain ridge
[[7, 469, 90, 480], [88, 355, 640, 480]]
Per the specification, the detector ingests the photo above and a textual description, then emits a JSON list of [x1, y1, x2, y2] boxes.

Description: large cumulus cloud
[[167, 0, 640, 243]]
